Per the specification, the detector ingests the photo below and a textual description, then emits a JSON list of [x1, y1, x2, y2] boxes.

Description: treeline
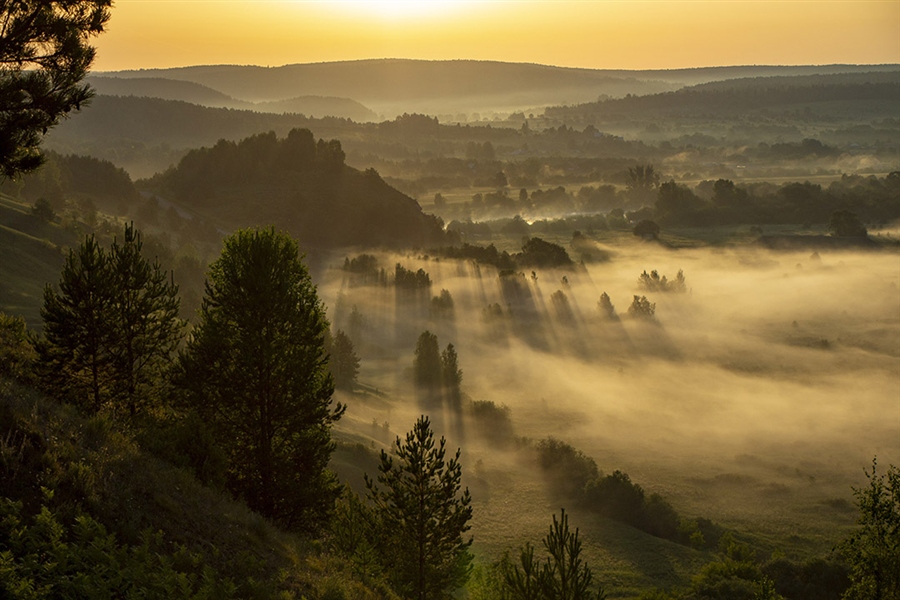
[[649, 172, 900, 228], [545, 73, 900, 119]]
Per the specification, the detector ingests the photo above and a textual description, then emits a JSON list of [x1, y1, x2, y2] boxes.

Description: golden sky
[[94, 0, 900, 71]]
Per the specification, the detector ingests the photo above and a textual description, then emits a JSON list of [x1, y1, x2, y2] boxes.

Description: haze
[[95, 0, 900, 71]]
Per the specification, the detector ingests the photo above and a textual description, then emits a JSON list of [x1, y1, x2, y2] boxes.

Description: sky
[[93, 0, 900, 71]]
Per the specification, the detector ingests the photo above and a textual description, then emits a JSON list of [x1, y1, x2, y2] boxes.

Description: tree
[[40, 234, 112, 410], [628, 295, 656, 320], [597, 293, 617, 321], [365, 415, 473, 599], [329, 329, 360, 391], [503, 509, 606, 600], [441, 343, 463, 421], [839, 458, 900, 600], [106, 223, 182, 416], [0, 0, 111, 179], [40, 224, 182, 415], [829, 210, 868, 237], [414, 330, 442, 399], [177, 228, 344, 531]]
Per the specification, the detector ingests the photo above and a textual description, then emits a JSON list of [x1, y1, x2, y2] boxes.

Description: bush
[[536, 438, 599, 499]]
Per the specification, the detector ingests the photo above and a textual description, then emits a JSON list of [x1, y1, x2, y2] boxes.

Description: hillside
[[144, 128, 446, 248], [99, 60, 899, 117], [85, 76, 378, 121]]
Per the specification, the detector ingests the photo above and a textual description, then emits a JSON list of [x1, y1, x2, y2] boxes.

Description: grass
[[0, 377, 395, 599]]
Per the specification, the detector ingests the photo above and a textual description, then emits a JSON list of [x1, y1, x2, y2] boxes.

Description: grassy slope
[[0, 195, 80, 329], [0, 377, 394, 599]]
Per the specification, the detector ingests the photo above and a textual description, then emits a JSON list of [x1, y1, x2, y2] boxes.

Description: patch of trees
[[434, 242, 517, 270], [534, 438, 723, 549], [0, 151, 140, 217], [638, 269, 687, 293], [39, 223, 182, 416], [394, 263, 432, 290], [517, 237, 573, 268], [431, 237, 573, 271]]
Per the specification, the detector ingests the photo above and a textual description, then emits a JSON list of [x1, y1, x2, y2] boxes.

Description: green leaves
[[503, 509, 606, 600]]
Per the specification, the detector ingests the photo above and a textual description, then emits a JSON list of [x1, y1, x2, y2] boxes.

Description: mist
[[321, 242, 899, 556]]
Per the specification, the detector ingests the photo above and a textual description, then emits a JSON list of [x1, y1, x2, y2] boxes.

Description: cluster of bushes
[[535, 438, 723, 549]]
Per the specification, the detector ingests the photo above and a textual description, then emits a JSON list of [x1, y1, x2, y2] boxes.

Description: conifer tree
[[329, 329, 360, 390], [177, 227, 344, 530], [40, 235, 112, 410], [106, 223, 182, 415], [40, 225, 182, 415], [366, 415, 473, 599]]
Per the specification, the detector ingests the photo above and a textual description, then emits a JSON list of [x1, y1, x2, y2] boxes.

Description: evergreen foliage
[[176, 227, 344, 531], [365, 415, 473, 599], [503, 509, 606, 600], [0, 0, 111, 178], [39, 224, 182, 415]]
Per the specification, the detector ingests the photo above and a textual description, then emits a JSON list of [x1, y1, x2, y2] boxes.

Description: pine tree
[[503, 509, 606, 600], [1, 0, 112, 178], [366, 415, 473, 599], [40, 235, 112, 410], [107, 223, 182, 415], [177, 227, 344, 531], [40, 225, 182, 416]]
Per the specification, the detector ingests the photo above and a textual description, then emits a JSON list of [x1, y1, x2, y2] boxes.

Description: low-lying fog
[[320, 242, 900, 556]]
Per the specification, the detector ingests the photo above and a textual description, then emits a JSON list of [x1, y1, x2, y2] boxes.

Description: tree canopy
[[0, 0, 111, 178], [177, 227, 344, 531]]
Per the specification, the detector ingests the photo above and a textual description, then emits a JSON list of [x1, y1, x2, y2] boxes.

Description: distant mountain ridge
[[96, 59, 899, 116], [85, 75, 378, 121]]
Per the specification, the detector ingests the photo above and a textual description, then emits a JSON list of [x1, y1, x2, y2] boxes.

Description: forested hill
[[544, 71, 900, 120], [84, 76, 378, 121], [145, 128, 446, 248]]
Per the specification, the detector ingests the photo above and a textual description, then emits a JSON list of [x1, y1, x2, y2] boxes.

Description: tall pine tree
[[177, 227, 344, 531]]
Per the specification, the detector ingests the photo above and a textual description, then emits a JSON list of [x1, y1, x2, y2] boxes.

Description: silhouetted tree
[[441, 343, 462, 408], [177, 228, 344, 531], [366, 415, 473, 599], [0, 0, 111, 178], [628, 295, 656, 320], [329, 329, 360, 391], [40, 224, 181, 415], [597, 293, 618, 321], [414, 330, 442, 396], [39, 235, 111, 410]]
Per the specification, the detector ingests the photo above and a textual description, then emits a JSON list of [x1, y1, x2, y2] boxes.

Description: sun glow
[[326, 0, 472, 21]]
